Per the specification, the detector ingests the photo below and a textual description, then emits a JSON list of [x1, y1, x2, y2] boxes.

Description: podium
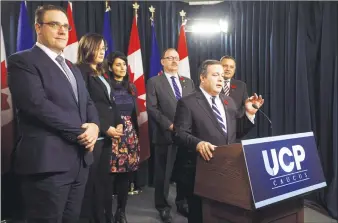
[[194, 133, 326, 223]]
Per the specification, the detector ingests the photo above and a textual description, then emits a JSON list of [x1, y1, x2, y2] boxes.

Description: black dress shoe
[[114, 208, 128, 223], [176, 203, 189, 218], [159, 209, 172, 223]]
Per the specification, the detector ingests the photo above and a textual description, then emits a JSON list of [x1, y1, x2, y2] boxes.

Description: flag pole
[[132, 2, 139, 18], [149, 5, 155, 22], [179, 10, 187, 25], [105, 1, 111, 12]]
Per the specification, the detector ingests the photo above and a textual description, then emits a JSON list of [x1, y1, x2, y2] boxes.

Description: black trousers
[[154, 144, 185, 211], [20, 156, 89, 223], [79, 139, 112, 223]]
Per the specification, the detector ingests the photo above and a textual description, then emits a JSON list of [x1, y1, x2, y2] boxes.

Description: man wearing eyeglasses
[[146, 48, 195, 223], [7, 5, 99, 222]]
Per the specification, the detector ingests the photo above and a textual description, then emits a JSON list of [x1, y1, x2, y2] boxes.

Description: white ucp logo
[[262, 145, 305, 176]]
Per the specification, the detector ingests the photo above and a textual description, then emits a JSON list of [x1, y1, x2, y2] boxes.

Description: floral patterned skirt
[[110, 116, 140, 173]]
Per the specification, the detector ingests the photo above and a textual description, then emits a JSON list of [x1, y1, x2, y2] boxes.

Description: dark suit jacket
[[221, 78, 249, 139], [173, 89, 253, 170], [146, 73, 195, 144], [7, 45, 100, 174], [77, 64, 122, 138], [221, 78, 248, 110]]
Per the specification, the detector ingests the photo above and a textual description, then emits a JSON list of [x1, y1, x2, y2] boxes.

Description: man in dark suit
[[220, 55, 248, 111], [174, 60, 264, 223], [220, 55, 250, 140], [7, 5, 99, 222], [146, 48, 195, 222]]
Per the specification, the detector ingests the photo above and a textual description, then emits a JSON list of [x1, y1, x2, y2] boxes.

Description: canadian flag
[[177, 22, 191, 78], [127, 15, 150, 162], [63, 2, 78, 63], [1, 26, 14, 174]]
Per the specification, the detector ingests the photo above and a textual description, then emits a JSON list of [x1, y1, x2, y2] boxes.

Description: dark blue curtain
[[1, 1, 337, 220]]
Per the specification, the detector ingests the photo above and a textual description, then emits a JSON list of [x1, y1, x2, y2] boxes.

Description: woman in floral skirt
[[105, 51, 140, 223]]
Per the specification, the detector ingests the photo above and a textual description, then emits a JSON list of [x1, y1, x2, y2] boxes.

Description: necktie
[[55, 55, 78, 102], [211, 96, 227, 134], [170, 76, 181, 100], [223, 80, 230, 96]]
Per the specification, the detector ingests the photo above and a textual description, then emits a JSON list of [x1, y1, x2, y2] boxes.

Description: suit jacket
[[77, 64, 122, 138], [146, 73, 195, 144], [221, 78, 249, 139], [173, 89, 254, 169], [7, 45, 100, 174], [221, 78, 248, 110]]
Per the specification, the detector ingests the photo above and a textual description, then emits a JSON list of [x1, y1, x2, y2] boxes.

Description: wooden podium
[[194, 143, 304, 223]]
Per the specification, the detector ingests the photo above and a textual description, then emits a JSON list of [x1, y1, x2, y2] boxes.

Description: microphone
[[252, 104, 273, 131]]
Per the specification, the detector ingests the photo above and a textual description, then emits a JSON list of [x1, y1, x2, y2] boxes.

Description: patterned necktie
[[223, 80, 230, 96], [211, 96, 227, 134], [170, 76, 181, 100], [55, 55, 78, 102]]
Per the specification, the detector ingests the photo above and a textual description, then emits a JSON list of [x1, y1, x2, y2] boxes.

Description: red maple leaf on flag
[[1, 93, 10, 110]]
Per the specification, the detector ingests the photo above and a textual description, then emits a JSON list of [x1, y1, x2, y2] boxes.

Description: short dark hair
[[161, 48, 177, 59], [35, 5, 67, 24], [77, 33, 107, 75], [220, 55, 236, 63], [199, 60, 222, 77]]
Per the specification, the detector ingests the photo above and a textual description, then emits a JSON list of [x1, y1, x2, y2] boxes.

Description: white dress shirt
[[35, 42, 69, 79], [200, 87, 228, 133], [199, 87, 255, 125], [164, 72, 182, 96]]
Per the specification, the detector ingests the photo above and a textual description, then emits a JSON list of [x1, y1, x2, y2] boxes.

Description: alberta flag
[[102, 5, 114, 56], [148, 20, 162, 78], [16, 1, 34, 51]]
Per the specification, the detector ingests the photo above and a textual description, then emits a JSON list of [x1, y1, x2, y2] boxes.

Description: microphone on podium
[[252, 104, 273, 132]]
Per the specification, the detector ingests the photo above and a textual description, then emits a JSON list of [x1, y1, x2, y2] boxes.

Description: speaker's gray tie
[[55, 55, 78, 102]]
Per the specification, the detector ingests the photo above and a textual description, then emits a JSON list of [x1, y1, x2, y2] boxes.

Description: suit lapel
[[92, 75, 112, 103], [64, 60, 82, 106], [196, 90, 225, 136], [229, 79, 236, 96], [33, 47, 78, 105], [160, 74, 176, 101], [178, 75, 189, 97]]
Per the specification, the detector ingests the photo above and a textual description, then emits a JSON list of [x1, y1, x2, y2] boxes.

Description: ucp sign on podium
[[242, 132, 326, 209]]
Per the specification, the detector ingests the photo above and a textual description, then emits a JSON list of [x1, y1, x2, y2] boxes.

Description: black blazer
[[173, 89, 254, 168], [77, 64, 122, 138], [7, 45, 100, 174]]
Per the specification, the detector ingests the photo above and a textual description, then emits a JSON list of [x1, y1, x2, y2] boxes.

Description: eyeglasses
[[39, 22, 72, 31], [163, 56, 180, 61]]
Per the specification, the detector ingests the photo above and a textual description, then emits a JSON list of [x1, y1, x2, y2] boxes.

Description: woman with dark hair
[[105, 51, 141, 223], [76, 33, 124, 223]]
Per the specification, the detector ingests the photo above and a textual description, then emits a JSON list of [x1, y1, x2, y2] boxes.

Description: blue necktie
[[170, 76, 181, 100], [55, 55, 78, 102], [211, 96, 227, 134]]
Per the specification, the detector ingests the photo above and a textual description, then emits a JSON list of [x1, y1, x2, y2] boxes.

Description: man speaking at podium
[[173, 60, 264, 223]]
